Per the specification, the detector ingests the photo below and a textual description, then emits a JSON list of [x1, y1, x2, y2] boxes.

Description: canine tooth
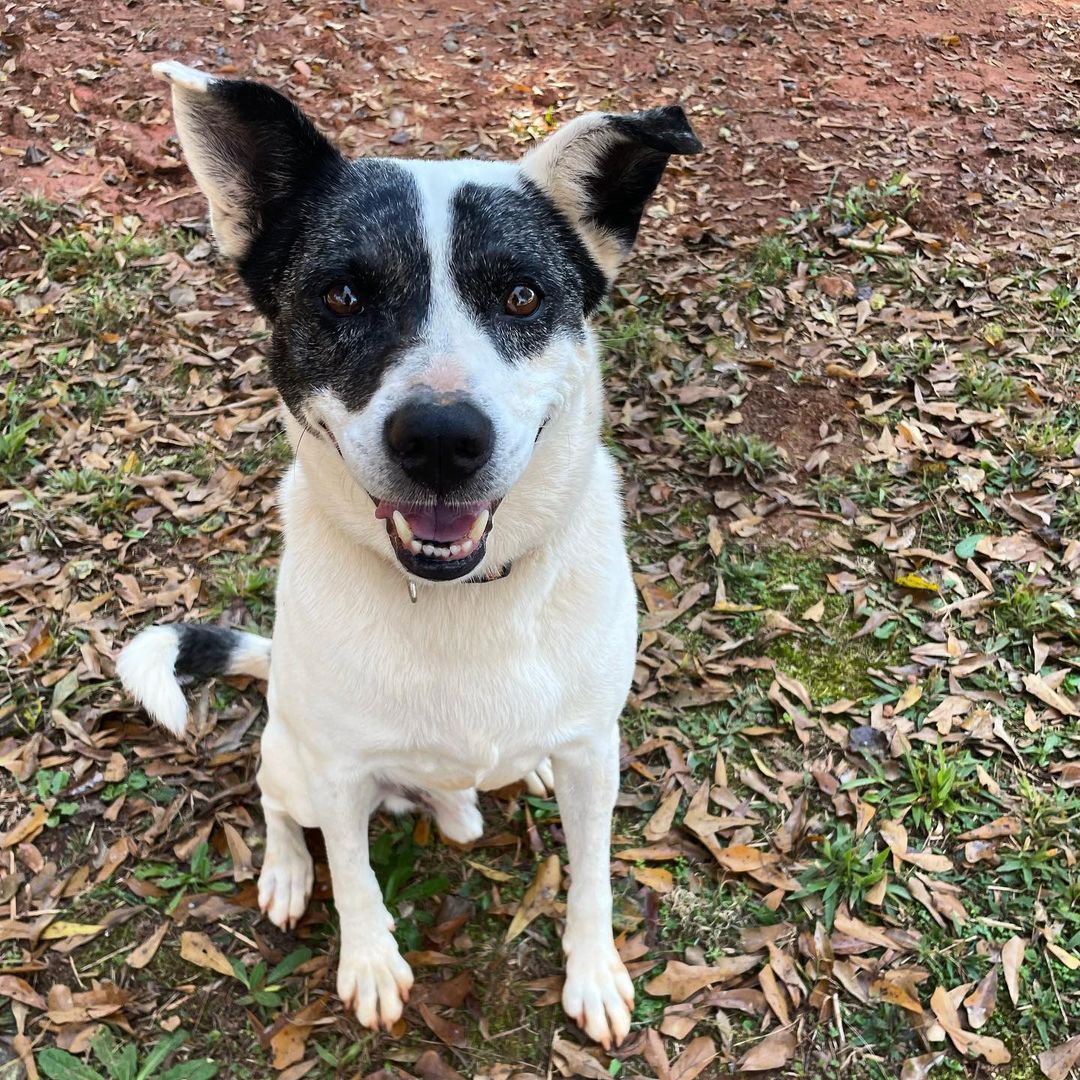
[[449, 544, 461, 556], [422, 543, 435, 556], [392, 510, 413, 544], [410, 540, 422, 554], [469, 509, 489, 542], [461, 539, 474, 555]]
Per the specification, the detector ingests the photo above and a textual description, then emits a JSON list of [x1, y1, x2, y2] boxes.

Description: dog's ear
[[520, 106, 702, 275], [153, 62, 344, 260]]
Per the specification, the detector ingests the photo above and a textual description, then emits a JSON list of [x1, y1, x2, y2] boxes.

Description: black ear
[[520, 105, 703, 275], [153, 62, 344, 260]]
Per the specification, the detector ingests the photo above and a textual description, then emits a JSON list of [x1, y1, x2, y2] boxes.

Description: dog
[[118, 60, 701, 1049]]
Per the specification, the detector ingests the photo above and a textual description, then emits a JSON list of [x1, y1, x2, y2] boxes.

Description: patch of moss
[[767, 623, 905, 704]]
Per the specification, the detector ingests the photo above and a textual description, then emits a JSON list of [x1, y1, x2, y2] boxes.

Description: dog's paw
[[562, 945, 635, 1049], [434, 793, 484, 845], [258, 846, 313, 930], [523, 758, 555, 797], [338, 934, 414, 1031]]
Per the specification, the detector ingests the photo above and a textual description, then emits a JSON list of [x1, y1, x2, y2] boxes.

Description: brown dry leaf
[[0, 975, 46, 1010], [644, 956, 761, 1002], [712, 844, 778, 872], [956, 817, 1020, 841], [1038, 1035, 1080, 1080], [930, 986, 1010, 1064], [632, 866, 675, 893], [963, 966, 998, 1028], [758, 963, 792, 1025], [419, 1003, 467, 1048], [1002, 936, 1026, 1005], [270, 1000, 326, 1069], [871, 978, 923, 1014], [670, 1035, 717, 1080], [1022, 673, 1078, 716], [644, 788, 682, 841], [551, 1037, 610, 1079], [505, 854, 560, 942], [801, 598, 825, 622], [222, 821, 256, 882], [738, 1026, 797, 1071], [125, 921, 169, 970], [901, 1052, 947, 1079], [179, 930, 235, 977], [0, 805, 47, 849], [414, 1050, 467, 1080]]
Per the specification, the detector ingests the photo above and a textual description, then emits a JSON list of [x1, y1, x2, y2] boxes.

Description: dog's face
[[155, 63, 701, 582]]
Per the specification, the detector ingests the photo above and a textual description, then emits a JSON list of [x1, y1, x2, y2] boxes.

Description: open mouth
[[374, 499, 497, 581]]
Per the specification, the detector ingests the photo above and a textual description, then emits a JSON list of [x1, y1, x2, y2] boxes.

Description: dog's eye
[[504, 283, 542, 318], [324, 283, 363, 316]]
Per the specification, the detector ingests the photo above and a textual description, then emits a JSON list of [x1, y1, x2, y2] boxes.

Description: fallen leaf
[[126, 922, 169, 970], [505, 854, 560, 942], [962, 966, 997, 1028], [739, 1026, 796, 1071], [1039, 1035, 1080, 1080], [644, 956, 761, 1002], [1002, 936, 1026, 1005], [179, 930, 235, 977]]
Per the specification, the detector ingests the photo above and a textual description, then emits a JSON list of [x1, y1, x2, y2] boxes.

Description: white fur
[[115, 626, 189, 737], [133, 78, 644, 1049], [225, 631, 272, 678]]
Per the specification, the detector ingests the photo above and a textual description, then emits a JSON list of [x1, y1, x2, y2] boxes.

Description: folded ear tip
[[152, 61, 215, 93], [612, 106, 703, 155]]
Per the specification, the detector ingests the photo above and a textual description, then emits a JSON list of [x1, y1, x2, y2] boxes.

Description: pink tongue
[[375, 500, 487, 542]]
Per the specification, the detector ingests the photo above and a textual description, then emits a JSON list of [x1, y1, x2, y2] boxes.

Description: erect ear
[[152, 61, 344, 260], [520, 105, 702, 276]]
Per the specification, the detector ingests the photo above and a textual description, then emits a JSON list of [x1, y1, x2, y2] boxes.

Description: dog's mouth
[[374, 499, 498, 582]]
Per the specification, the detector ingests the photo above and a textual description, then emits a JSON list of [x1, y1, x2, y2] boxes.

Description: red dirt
[[3, 0, 1079, 250]]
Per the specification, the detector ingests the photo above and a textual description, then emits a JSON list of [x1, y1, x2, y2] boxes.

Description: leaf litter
[[2, 0, 1080, 1076]]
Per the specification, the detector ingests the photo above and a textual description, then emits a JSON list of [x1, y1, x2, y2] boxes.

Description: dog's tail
[[116, 625, 271, 737]]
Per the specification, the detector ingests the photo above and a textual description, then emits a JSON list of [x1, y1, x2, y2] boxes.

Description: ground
[[1, 0, 1079, 1078]]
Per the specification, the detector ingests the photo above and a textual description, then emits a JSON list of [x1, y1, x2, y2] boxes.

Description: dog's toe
[[258, 850, 313, 931], [562, 946, 634, 1049], [523, 757, 555, 797], [338, 936, 414, 1031]]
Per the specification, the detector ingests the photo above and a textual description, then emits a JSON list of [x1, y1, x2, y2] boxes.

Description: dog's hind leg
[[258, 798, 314, 930], [522, 757, 555, 797], [257, 712, 314, 931], [425, 788, 484, 845]]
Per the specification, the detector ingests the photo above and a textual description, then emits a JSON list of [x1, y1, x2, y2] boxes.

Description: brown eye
[[324, 283, 363, 316], [504, 282, 542, 318]]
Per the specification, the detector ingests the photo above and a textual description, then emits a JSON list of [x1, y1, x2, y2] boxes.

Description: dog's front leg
[[552, 728, 634, 1048], [314, 776, 414, 1031]]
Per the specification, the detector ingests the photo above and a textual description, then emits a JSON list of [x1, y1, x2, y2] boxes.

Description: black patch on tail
[[175, 626, 238, 679]]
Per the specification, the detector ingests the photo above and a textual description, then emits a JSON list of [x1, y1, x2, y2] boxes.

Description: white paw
[[434, 796, 484, 845], [258, 847, 313, 931], [523, 758, 555, 797], [562, 945, 634, 1049], [337, 933, 414, 1031]]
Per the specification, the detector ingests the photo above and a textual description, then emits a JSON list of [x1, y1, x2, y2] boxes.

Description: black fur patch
[[175, 626, 240, 679], [586, 106, 703, 253], [448, 179, 608, 360], [241, 160, 431, 417]]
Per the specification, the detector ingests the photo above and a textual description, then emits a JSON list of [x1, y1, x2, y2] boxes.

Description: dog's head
[[155, 62, 701, 583]]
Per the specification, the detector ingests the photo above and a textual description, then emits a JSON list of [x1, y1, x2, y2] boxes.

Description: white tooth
[[449, 544, 461, 556], [410, 540, 422, 554], [461, 539, 474, 555], [422, 544, 435, 556], [469, 509, 489, 542], [392, 510, 413, 544]]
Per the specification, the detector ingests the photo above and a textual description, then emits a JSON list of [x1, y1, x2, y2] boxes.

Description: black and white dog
[[119, 61, 700, 1048]]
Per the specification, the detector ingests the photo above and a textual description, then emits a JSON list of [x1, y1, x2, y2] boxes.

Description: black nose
[[384, 398, 494, 493]]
